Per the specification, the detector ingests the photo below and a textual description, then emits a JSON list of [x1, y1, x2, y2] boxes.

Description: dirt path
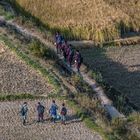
[[0, 15, 124, 118], [0, 99, 103, 140], [0, 29, 104, 140]]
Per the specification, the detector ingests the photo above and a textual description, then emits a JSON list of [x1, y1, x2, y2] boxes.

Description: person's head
[[76, 50, 79, 53], [62, 103, 65, 107], [38, 102, 41, 105], [56, 32, 59, 35], [52, 100, 55, 104], [64, 40, 67, 44], [23, 102, 27, 105]]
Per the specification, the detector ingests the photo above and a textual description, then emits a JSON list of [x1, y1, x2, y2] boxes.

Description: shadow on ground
[[79, 45, 140, 113]]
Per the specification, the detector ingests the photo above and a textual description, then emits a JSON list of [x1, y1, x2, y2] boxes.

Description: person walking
[[74, 50, 83, 72], [66, 45, 70, 63], [49, 100, 58, 123], [62, 41, 68, 62], [20, 102, 28, 125], [60, 103, 67, 125], [55, 32, 62, 54], [37, 102, 45, 122], [67, 44, 74, 67]]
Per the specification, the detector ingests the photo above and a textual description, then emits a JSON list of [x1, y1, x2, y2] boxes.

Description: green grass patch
[[0, 94, 45, 101]]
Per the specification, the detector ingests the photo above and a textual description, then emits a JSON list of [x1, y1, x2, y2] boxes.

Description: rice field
[[9, 0, 140, 42], [80, 44, 140, 110]]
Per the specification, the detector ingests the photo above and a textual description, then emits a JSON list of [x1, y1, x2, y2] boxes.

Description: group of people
[[20, 100, 67, 126], [55, 32, 83, 72]]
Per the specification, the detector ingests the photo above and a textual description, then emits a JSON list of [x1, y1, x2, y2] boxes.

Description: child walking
[[20, 102, 28, 125], [60, 103, 67, 125]]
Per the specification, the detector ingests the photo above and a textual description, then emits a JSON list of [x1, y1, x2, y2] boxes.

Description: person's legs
[[41, 113, 44, 122], [58, 43, 62, 54], [38, 113, 41, 122], [52, 115, 56, 123], [76, 63, 79, 72], [61, 115, 66, 124], [69, 56, 73, 67], [56, 44, 59, 54], [23, 115, 26, 125]]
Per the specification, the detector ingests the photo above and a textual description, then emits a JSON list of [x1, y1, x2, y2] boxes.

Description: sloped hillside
[[9, 0, 140, 43]]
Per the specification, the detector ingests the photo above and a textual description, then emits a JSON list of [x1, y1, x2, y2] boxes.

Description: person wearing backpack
[[60, 103, 67, 125], [62, 40, 68, 62], [49, 100, 58, 123], [20, 102, 28, 125], [37, 102, 45, 122], [55, 32, 63, 54], [74, 50, 83, 72], [67, 44, 74, 67]]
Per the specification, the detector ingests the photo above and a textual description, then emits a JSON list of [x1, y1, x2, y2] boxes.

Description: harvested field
[[80, 45, 140, 110], [0, 99, 103, 140], [0, 42, 53, 95]]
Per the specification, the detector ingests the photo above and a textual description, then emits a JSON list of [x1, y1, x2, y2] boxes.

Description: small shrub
[[29, 40, 56, 59], [29, 40, 43, 57]]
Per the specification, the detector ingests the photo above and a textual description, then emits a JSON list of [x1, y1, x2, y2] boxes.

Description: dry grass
[[0, 41, 53, 95], [9, 0, 140, 43]]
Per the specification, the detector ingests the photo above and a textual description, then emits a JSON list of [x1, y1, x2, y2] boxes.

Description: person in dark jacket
[[67, 44, 74, 67], [20, 102, 28, 125], [62, 41, 68, 62], [49, 100, 58, 123], [60, 103, 67, 125], [74, 50, 82, 72], [55, 32, 62, 54], [37, 102, 45, 122]]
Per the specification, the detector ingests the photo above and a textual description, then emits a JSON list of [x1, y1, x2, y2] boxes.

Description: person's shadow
[[65, 114, 82, 125], [26, 114, 82, 126]]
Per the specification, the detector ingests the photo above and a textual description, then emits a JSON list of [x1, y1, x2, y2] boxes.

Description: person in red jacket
[[37, 102, 45, 122], [60, 103, 67, 125]]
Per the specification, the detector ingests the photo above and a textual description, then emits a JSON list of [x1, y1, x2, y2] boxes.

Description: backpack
[[50, 104, 58, 115], [20, 107, 25, 116], [61, 107, 67, 115], [40, 105, 45, 113]]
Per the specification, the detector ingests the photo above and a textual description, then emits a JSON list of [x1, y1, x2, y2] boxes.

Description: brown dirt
[[0, 99, 103, 140], [80, 45, 140, 109], [0, 41, 53, 95]]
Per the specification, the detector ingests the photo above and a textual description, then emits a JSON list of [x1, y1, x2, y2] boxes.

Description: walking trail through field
[[0, 41, 103, 140], [0, 16, 123, 118]]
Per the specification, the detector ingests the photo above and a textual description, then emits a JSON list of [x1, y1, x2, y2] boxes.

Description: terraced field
[[0, 40, 103, 140], [80, 45, 140, 110], [0, 42, 53, 95]]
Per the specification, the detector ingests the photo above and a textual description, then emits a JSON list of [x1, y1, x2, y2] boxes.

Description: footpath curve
[[0, 16, 124, 119]]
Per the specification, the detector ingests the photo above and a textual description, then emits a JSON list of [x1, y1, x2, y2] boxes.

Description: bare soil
[[0, 99, 103, 140], [80, 45, 140, 110], [0, 42, 53, 95]]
